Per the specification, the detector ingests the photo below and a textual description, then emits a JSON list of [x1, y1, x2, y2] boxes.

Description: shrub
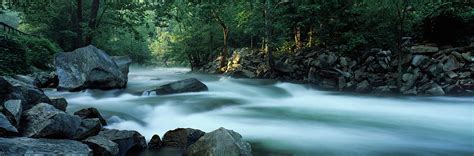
[[0, 34, 28, 75]]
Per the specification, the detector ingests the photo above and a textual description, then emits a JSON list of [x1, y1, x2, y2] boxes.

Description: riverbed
[[45, 67, 474, 155]]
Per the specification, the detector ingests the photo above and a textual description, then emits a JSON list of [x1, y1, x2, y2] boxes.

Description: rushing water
[[45, 67, 474, 155]]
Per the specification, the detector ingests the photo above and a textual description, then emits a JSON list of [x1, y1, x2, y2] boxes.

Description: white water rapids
[[45, 67, 474, 155]]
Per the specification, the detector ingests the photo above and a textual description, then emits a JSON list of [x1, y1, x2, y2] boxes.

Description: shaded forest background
[[0, 0, 472, 75]]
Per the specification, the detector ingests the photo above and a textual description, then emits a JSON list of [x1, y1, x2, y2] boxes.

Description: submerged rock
[[0, 137, 91, 155], [55, 45, 128, 91], [162, 128, 205, 149], [143, 78, 208, 95], [22, 103, 81, 139], [98, 129, 147, 156], [83, 135, 119, 156], [184, 127, 252, 156]]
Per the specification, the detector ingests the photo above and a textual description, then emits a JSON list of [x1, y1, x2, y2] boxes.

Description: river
[[45, 67, 474, 155]]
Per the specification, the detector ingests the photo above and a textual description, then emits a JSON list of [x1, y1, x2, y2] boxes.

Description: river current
[[45, 67, 474, 155]]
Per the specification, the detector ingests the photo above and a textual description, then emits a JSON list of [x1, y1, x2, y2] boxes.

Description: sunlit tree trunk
[[213, 11, 229, 71]]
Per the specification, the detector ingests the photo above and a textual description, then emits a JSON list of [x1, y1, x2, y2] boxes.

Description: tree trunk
[[75, 0, 83, 48], [397, 0, 408, 90], [265, 0, 274, 70], [295, 26, 302, 49], [220, 27, 229, 70], [308, 24, 314, 47], [84, 0, 100, 45]]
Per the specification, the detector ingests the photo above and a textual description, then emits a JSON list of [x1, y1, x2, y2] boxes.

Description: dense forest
[[1, 0, 472, 67]]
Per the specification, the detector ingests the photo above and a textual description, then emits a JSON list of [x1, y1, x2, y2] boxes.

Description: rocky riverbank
[[197, 43, 474, 96], [0, 45, 253, 156], [0, 77, 250, 155]]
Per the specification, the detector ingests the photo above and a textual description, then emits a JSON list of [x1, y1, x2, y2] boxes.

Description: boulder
[[29, 71, 58, 88], [428, 63, 443, 77], [0, 137, 91, 155], [274, 61, 294, 73], [54, 45, 128, 91], [0, 76, 51, 110], [461, 52, 473, 62], [83, 135, 119, 156], [74, 118, 102, 140], [445, 71, 459, 79], [49, 97, 68, 111], [228, 69, 256, 79], [143, 78, 208, 95], [183, 127, 252, 156], [22, 103, 81, 139], [13, 75, 39, 87], [0, 113, 18, 136], [148, 134, 163, 150], [98, 129, 147, 156], [162, 128, 205, 149], [443, 55, 460, 71], [410, 45, 439, 54], [111, 56, 132, 82], [426, 83, 445, 96], [411, 55, 427, 66], [74, 107, 107, 126], [2, 99, 22, 126], [356, 80, 371, 93]]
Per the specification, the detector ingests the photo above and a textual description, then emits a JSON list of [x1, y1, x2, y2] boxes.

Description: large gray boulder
[[0, 137, 92, 155], [54, 45, 128, 91], [82, 135, 119, 156], [162, 128, 205, 149], [98, 129, 147, 156], [143, 78, 208, 95], [22, 103, 81, 139], [184, 127, 252, 156]]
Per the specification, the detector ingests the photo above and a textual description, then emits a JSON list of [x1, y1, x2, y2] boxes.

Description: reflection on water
[[45, 67, 474, 155]]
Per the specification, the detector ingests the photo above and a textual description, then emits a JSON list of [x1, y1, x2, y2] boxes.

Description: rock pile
[[198, 44, 473, 96], [0, 76, 147, 155]]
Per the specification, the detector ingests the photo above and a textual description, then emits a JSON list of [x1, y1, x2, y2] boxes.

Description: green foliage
[[0, 32, 61, 75], [17, 35, 61, 69], [4, 0, 472, 69], [0, 34, 28, 75]]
